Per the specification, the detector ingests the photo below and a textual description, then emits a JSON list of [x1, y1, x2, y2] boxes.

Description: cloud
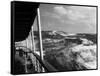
[[54, 6, 67, 15], [40, 4, 96, 33], [53, 6, 96, 31], [53, 6, 89, 20]]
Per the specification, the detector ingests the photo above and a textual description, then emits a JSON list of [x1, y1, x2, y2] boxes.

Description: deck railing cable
[[15, 46, 58, 73]]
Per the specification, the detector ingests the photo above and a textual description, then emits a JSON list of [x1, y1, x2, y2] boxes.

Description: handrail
[[15, 46, 58, 72]]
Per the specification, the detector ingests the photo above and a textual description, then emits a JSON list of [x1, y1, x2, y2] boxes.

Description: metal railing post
[[24, 40, 28, 73], [37, 7, 44, 72], [30, 26, 37, 71]]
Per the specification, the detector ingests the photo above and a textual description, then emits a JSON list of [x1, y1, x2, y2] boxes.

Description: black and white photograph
[[11, 1, 98, 75]]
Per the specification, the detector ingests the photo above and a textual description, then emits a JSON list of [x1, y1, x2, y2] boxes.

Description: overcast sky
[[33, 3, 97, 33]]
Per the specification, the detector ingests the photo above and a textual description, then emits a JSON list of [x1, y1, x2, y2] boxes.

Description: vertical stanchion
[[30, 27, 37, 72], [37, 8, 44, 72], [31, 26, 36, 53], [29, 31, 32, 51], [24, 40, 28, 73], [24, 53, 28, 73]]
